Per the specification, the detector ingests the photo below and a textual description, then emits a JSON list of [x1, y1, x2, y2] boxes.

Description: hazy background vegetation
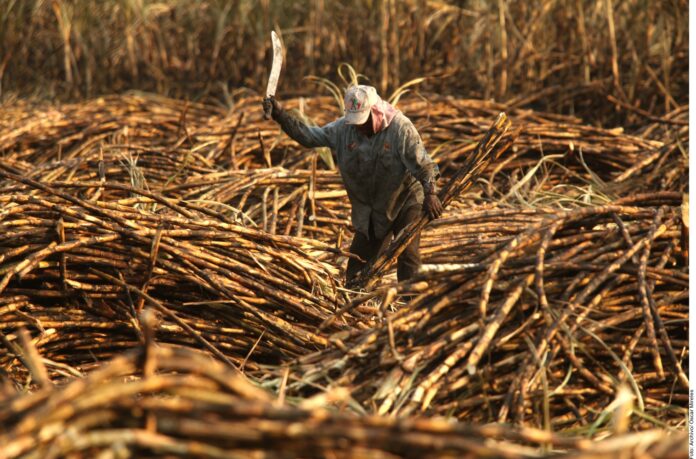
[[0, 0, 688, 125]]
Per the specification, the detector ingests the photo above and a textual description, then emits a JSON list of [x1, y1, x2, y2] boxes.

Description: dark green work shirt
[[279, 112, 439, 239]]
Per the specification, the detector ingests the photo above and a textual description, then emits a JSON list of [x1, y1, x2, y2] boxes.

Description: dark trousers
[[346, 205, 422, 284]]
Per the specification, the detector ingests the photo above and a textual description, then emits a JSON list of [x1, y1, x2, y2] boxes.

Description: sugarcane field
[[0, 1, 690, 458]]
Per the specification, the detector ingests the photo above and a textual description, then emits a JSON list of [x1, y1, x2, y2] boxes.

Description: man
[[263, 85, 442, 285]]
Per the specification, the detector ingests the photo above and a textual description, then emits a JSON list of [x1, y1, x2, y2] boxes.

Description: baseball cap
[[344, 85, 381, 125]]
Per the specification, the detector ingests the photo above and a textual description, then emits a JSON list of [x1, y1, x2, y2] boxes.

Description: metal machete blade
[[265, 31, 283, 98]]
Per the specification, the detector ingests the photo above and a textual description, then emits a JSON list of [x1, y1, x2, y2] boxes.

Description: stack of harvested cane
[[0, 93, 689, 457], [1, 94, 686, 249], [0, 334, 687, 459], [0, 167, 361, 379], [1, 94, 682, 191], [291, 192, 688, 432]]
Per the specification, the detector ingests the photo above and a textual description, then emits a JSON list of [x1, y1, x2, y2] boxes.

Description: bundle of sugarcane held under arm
[[348, 112, 513, 290]]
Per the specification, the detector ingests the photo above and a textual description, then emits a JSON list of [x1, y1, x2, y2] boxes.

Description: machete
[[264, 31, 283, 120]]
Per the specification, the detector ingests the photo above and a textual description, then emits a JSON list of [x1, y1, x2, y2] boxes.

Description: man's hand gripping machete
[[263, 31, 283, 120]]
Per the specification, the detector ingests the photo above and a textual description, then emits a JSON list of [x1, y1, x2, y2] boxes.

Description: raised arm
[[263, 97, 337, 149]]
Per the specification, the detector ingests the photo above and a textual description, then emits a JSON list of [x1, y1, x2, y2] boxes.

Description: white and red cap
[[344, 85, 381, 125]]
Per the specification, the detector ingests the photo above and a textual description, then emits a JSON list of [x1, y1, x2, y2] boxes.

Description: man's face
[[355, 113, 374, 136]]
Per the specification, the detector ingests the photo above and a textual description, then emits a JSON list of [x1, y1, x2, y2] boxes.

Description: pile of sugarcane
[[0, 330, 687, 459], [0, 168, 365, 379], [1, 94, 686, 250], [290, 192, 688, 431], [163, 167, 352, 242], [0, 94, 689, 457], [1, 94, 684, 196]]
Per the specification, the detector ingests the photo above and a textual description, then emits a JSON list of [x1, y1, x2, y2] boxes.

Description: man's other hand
[[423, 193, 443, 220]]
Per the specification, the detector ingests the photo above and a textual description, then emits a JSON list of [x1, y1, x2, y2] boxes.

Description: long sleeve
[[397, 118, 439, 182], [275, 109, 339, 149]]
